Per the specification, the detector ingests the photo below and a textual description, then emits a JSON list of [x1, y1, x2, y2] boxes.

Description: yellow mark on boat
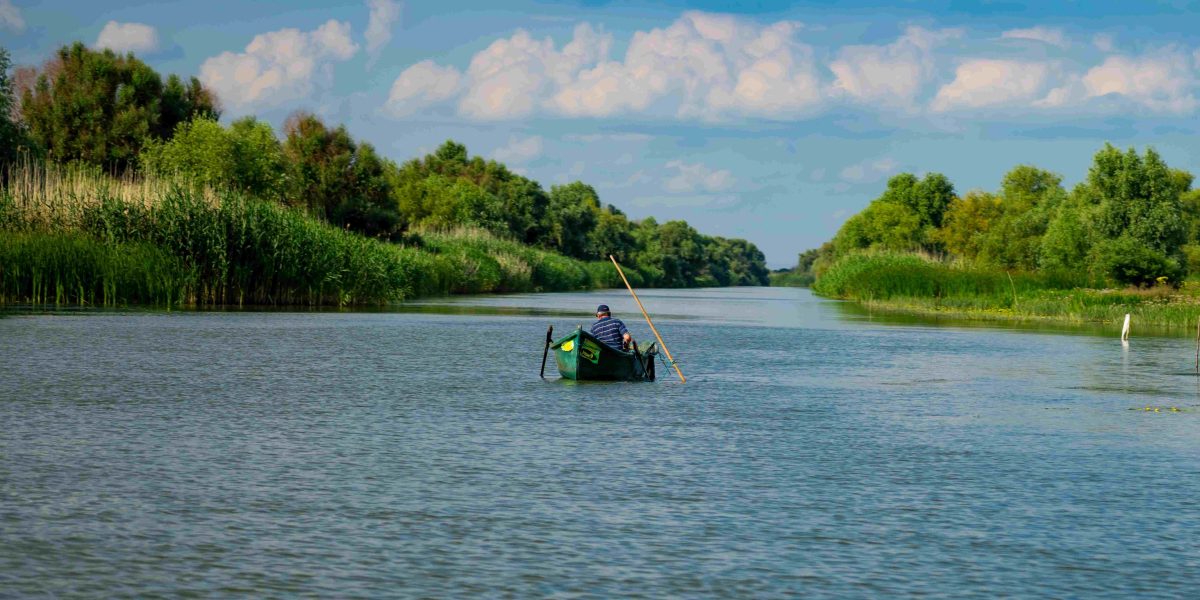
[[562, 340, 574, 352]]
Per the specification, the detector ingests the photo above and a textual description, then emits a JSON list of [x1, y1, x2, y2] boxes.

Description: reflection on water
[[2, 287, 1200, 597]]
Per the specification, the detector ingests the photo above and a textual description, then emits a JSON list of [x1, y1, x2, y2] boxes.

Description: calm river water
[[2, 287, 1199, 597]]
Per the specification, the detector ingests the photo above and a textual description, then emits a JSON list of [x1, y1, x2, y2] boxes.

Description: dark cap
[[596, 304, 610, 313]]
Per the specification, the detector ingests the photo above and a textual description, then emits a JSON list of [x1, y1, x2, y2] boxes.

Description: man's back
[[591, 316, 628, 351]]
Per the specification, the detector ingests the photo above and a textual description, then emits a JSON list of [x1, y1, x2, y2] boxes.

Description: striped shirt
[[590, 316, 629, 350]]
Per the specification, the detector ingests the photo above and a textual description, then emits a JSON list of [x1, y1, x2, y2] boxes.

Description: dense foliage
[[805, 144, 1196, 288], [18, 43, 218, 172]]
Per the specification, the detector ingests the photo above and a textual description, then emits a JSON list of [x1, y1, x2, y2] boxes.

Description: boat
[[549, 327, 657, 381]]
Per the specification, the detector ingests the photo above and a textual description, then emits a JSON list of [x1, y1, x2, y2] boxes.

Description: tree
[[140, 116, 287, 200], [0, 47, 30, 171], [392, 140, 548, 242], [833, 200, 923, 255], [1087, 144, 1187, 256], [588, 206, 637, 262], [281, 111, 401, 237], [975, 166, 1066, 269], [937, 191, 1002, 260], [20, 43, 218, 171], [657, 220, 707, 287], [544, 181, 600, 259], [1039, 191, 1095, 272]]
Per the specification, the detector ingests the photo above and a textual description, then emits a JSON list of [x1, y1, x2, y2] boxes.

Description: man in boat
[[591, 304, 632, 351]]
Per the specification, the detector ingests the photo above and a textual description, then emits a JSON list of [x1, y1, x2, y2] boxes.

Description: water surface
[[2, 288, 1199, 597]]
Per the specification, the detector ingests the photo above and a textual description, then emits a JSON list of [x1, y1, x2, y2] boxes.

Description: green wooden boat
[[549, 327, 657, 381]]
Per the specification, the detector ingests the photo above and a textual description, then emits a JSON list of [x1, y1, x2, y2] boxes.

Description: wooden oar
[[540, 325, 553, 378], [609, 255, 686, 383]]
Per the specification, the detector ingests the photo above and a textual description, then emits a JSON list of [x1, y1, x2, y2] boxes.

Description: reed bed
[[0, 163, 628, 307], [814, 251, 1200, 333]]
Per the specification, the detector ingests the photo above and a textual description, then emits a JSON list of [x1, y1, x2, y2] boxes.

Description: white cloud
[[458, 23, 612, 120], [1082, 51, 1197, 113], [663, 160, 734, 193], [554, 13, 821, 120], [491, 135, 543, 163], [0, 0, 24, 33], [200, 20, 359, 110], [365, 0, 401, 66], [94, 21, 159, 54], [931, 59, 1056, 111], [386, 12, 822, 121], [385, 60, 462, 116], [829, 26, 962, 109], [840, 157, 898, 183], [1093, 33, 1116, 53], [1000, 26, 1068, 48]]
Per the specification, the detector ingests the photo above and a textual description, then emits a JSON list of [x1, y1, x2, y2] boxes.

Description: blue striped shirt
[[591, 316, 629, 350]]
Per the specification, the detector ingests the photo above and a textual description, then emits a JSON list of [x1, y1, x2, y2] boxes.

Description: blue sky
[[4, 1, 1200, 267]]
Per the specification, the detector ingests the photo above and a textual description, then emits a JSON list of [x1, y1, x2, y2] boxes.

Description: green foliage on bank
[[799, 144, 1197, 291], [812, 252, 1096, 304]]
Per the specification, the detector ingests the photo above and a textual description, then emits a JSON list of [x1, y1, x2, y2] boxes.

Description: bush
[[1091, 236, 1184, 287]]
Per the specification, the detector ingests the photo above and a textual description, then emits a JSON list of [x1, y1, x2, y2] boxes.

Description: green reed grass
[[813, 250, 1200, 334], [1, 162, 631, 307], [0, 231, 193, 306]]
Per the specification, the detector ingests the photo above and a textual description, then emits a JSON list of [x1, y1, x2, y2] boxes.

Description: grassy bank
[[768, 270, 814, 287], [812, 252, 1200, 334], [0, 164, 646, 307]]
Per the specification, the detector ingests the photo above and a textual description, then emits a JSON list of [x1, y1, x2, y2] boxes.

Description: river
[[2, 287, 1198, 597]]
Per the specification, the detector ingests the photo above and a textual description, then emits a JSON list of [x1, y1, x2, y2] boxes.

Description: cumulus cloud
[[556, 14, 822, 120], [1000, 26, 1068, 48], [931, 59, 1056, 111], [94, 21, 160, 54], [365, 0, 401, 66], [1081, 51, 1197, 113], [385, 60, 462, 116], [200, 20, 358, 110], [0, 0, 24, 32], [663, 160, 734, 193], [459, 23, 612, 120], [1093, 33, 1116, 53], [840, 157, 898, 183], [385, 12, 823, 121], [491, 135, 543, 163], [829, 26, 962, 109]]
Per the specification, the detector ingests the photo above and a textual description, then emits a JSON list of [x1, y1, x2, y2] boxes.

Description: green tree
[[20, 42, 218, 171], [975, 166, 1066, 269], [544, 181, 600, 259], [1087, 144, 1187, 256], [937, 191, 1002, 260], [392, 140, 548, 243], [140, 117, 287, 200], [281, 111, 400, 237], [588, 205, 637, 262], [833, 200, 923, 255], [1039, 191, 1095, 272]]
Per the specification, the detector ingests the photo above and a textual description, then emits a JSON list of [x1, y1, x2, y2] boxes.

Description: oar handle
[[540, 325, 553, 378], [610, 255, 686, 383]]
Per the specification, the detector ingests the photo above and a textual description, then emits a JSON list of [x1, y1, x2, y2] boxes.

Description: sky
[[4, 1, 1200, 267]]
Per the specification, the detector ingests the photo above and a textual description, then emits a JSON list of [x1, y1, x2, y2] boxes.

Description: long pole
[[609, 255, 686, 383]]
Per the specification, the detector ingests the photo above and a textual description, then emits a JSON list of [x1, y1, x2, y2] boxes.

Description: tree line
[[796, 145, 1198, 287], [1, 43, 768, 288]]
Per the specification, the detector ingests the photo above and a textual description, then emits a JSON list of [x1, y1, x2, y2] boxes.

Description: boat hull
[[551, 328, 656, 381]]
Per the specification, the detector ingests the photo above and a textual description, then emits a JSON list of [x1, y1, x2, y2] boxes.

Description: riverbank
[[812, 252, 1200, 335], [0, 165, 654, 307]]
